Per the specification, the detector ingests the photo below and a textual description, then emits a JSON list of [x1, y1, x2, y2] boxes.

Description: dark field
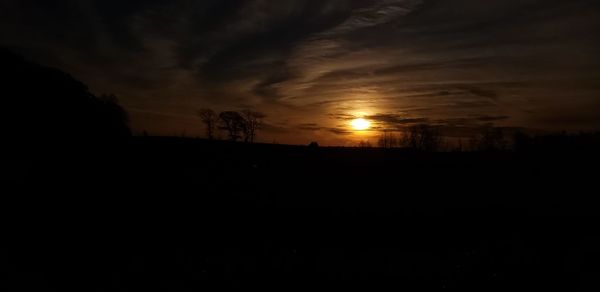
[[4, 137, 600, 291]]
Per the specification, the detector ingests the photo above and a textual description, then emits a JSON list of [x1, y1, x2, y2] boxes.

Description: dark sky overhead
[[2, 0, 600, 145]]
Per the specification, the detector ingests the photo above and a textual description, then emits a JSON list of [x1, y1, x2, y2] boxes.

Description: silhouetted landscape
[[3, 49, 600, 291], [3, 1, 600, 290]]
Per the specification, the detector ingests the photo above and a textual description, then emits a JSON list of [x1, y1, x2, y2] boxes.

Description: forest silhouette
[[2, 48, 130, 153]]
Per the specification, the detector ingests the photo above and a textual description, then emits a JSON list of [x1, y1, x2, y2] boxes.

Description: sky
[[2, 0, 599, 145]]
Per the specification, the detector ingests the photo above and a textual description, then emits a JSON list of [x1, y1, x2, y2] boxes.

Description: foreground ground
[[4, 137, 600, 291]]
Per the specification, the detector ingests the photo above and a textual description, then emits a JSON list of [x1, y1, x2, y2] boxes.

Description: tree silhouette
[[219, 111, 246, 141], [1, 48, 130, 150], [95, 94, 131, 138], [358, 140, 372, 148], [378, 130, 399, 148], [401, 124, 442, 152], [197, 108, 218, 140], [240, 110, 265, 143], [470, 127, 507, 152]]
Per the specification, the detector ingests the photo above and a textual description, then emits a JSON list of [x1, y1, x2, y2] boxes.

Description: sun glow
[[351, 118, 371, 131]]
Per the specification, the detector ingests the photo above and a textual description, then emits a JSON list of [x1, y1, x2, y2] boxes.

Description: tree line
[[362, 125, 515, 152], [197, 109, 265, 142], [366, 124, 600, 153], [374, 124, 444, 151], [3, 47, 131, 151]]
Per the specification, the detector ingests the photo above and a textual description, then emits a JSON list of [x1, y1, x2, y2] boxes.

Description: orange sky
[[3, 0, 599, 145]]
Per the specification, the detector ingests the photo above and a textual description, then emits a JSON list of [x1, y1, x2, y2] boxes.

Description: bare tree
[[401, 124, 442, 152], [197, 108, 218, 140], [219, 111, 246, 141], [358, 140, 372, 148], [378, 130, 399, 148], [470, 126, 507, 151], [455, 138, 464, 152], [241, 110, 265, 143]]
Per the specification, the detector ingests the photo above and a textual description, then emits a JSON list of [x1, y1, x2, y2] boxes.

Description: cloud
[[476, 115, 509, 122], [297, 123, 322, 131], [2, 0, 599, 143], [365, 114, 429, 126], [328, 128, 353, 135], [260, 122, 290, 134], [436, 115, 509, 127]]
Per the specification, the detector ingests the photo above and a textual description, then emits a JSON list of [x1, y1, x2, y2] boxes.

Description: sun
[[351, 118, 371, 131]]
